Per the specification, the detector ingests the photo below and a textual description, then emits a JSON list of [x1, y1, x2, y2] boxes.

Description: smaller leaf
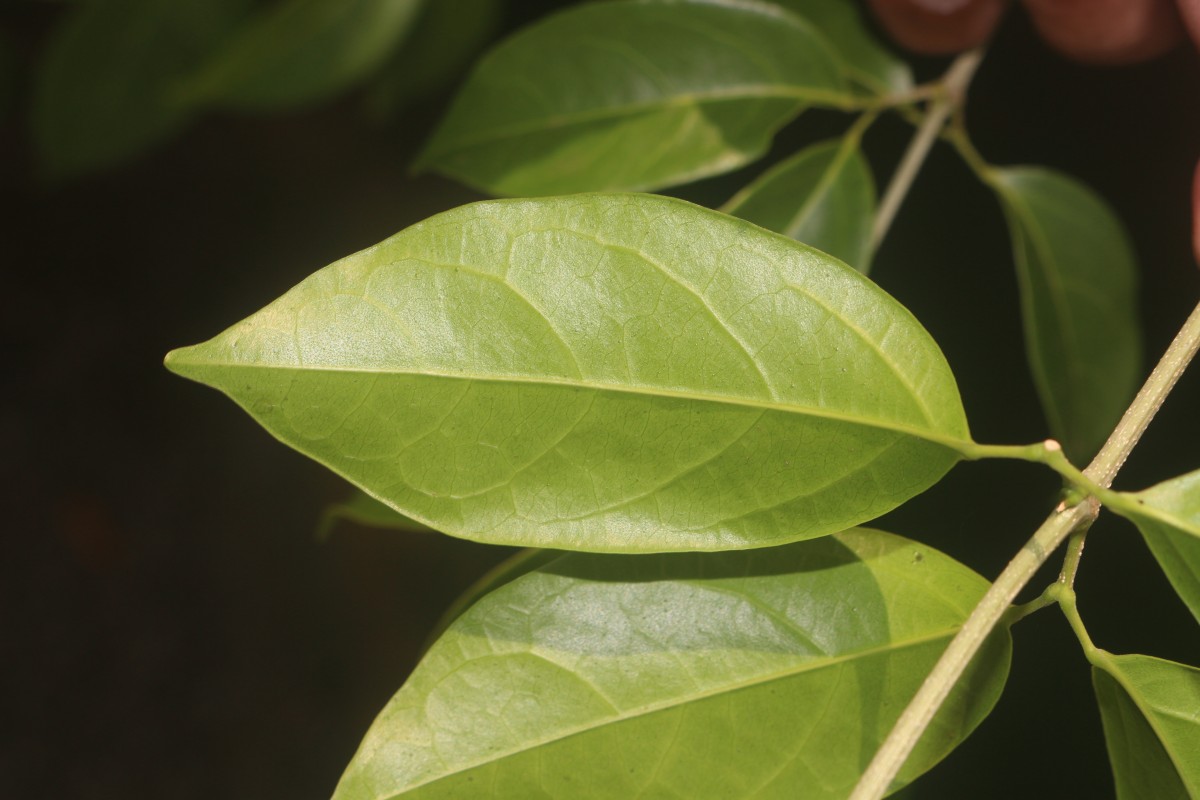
[[990, 166, 1141, 460], [317, 489, 433, 540], [723, 134, 875, 272], [1093, 653, 1200, 799], [31, 0, 251, 179], [1109, 469, 1200, 626], [182, 0, 425, 111], [416, 0, 850, 195], [334, 528, 1012, 800], [769, 0, 912, 94], [363, 0, 505, 120]]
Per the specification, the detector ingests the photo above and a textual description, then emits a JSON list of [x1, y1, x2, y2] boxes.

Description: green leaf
[[30, 0, 251, 180], [421, 548, 558, 652], [1093, 654, 1200, 799], [990, 167, 1141, 461], [416, 0, 850, 195], [333, 528, 1012, 799], [318, 489, 433, 540], [1109, 470, 1200, 626], [182, 0, 425, 111], [768, 0, 911, 94], [364, 0, 505, 120], [723, 134, 875, 272], [166, 194, 972, 553]]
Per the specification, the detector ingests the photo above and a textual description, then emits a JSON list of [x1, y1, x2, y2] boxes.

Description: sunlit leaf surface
[[167, 194, 970, 552]]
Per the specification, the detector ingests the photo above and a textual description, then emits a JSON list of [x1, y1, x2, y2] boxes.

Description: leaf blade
[[183, 0, 425, 111], [1109, 470, 1200, 626], [990, 166, 1141, 460], [167, 194, 970, 553], [768, 0, 911, 94], [723, 135, 876, 272], [333, 528, 1011, 799], [416, 0, 850, 195], [1093, 654, 1200, 799], [31, 0, 251, 179]]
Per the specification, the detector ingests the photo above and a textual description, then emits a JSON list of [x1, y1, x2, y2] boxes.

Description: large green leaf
[[1093, 654, 1200, 799], [769, 0, 911, 94], [166, 194, 972, 553], [31, 0, 251, 179], [182, 0, 424, 111], [989, 167, 1141, 460], [723, 134, 875, 272], [333, 528, 1011, 799], [1109, 470, 1200, 626], [415, 0, 850, 195]]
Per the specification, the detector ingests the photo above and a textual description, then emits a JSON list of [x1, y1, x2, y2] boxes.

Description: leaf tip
[[163, 344, 205, 381]]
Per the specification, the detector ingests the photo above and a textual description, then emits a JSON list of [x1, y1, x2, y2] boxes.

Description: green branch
[[850, 297, 1200, 800], [870, 49, 983, 251]]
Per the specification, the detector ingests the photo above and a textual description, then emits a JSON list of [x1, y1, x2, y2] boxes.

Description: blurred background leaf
[[30, 0, 251, 180]]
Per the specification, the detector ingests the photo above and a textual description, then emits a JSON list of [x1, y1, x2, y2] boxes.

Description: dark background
[[2, 2, 1199, 798]]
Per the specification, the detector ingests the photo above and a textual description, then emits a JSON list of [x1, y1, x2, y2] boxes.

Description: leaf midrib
[[171, 357, 972, 455], [377, 627, 963, 799]]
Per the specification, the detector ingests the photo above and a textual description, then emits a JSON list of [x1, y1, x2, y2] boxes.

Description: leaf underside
[[1093, 654, 1200, 799], [991, 166, 1141, 461], [166, 194, 970, 553], [1111, 469, 1200, 626], [334, 528, 1012, 800], [416, 0, 849, 195]]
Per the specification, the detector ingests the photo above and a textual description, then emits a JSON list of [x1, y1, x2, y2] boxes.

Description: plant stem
[[870, 49, 984, 251], [1083, 298, 1200, 486], [849, 297, 1200, 800]]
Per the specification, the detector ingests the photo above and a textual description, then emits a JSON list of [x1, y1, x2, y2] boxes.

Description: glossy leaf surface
[[723, 136, 875, 272], [770, 0, 911, 93], [167, 194, 971, 553], [990, 167, 1141, 460], [1111, 470, 1200, 625], [334, 528, 1011, 799], [1093, 654, 1200, 798], [184, 0, 424, 111], [416, 0, 849, 195], [31, 0, 250, 179]]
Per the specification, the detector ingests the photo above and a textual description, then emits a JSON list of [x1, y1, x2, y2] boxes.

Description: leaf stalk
[[850, 297, 1200, 800]]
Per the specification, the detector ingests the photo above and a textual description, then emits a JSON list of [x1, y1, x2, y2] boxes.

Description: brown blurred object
[[866, 0, 1008, 53], [1192, 159, 1200, 264], [1179, 0, 1200, 47], [1021, 0, 1184, 63]]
